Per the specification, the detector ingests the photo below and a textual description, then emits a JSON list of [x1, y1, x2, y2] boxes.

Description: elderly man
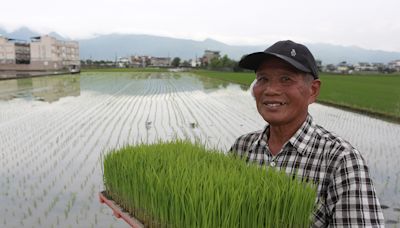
[[230, 40, 384, 227]]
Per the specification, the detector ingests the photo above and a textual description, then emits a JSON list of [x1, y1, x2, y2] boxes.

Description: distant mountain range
[[2, 26, 400, 64]]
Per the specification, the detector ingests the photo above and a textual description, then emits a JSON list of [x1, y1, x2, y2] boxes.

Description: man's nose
[[262, 80, 282, 95]]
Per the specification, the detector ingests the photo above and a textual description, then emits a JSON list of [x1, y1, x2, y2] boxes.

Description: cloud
[[1, 0, 399, 51]]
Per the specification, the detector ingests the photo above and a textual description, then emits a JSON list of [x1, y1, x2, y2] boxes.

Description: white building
[[116, 57, 131, 68], [0, 35, 80, 72], [150, 57, 171, 67], [388, 60, 400, 72], [191, 58, 201, 67], [0, 36, 15, 64], [30, 35, 80, 71]]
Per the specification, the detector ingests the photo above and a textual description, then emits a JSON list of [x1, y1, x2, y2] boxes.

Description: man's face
[[253, 58, 320, 127]]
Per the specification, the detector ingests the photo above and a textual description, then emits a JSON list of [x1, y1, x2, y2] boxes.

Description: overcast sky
[[1, 0, 399, 52]]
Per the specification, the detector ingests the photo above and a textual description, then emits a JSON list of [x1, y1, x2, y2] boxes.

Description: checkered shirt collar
[[251, 114, 316, 156]]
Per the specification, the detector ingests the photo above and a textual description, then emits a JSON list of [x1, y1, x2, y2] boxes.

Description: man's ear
[[308, 79, 321, 104]]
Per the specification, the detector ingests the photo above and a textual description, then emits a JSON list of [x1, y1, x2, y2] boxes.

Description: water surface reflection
[[0, 74, 80, 102]]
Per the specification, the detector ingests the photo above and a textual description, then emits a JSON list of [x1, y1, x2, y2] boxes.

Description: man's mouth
[[263, 102, 287, 107]]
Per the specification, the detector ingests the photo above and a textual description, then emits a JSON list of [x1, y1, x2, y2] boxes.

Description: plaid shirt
[[229, 114, 384, 227]]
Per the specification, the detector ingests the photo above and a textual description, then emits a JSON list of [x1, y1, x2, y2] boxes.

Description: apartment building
[[30, 35, 80, 71], [0, 35, 80, 72], [0, 36, 22, 64], [201, 50, 220, 66]]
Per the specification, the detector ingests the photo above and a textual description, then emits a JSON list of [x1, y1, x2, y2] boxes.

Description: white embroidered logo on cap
[[291, 49, 296, 57]]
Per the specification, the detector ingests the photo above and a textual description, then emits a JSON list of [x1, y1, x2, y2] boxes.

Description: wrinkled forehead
[[256, 57, 301, 75]]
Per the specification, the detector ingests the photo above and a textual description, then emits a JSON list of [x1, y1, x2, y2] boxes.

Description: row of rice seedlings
[[166, 82, 214, 143], [0, 74, 149, 226], [1, 74, 119, 175], [167, 77, 255, 149], [59, 81, 147, 226], [103, 140, 317, 228], [1, 98, 105, 226]]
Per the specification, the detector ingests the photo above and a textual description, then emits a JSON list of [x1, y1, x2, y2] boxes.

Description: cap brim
[[239, 52, 311, 74]]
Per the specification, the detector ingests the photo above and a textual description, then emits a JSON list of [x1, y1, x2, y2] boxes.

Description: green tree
[[209, 57, 222, 68], [171, 57, 181, 67], [221, 55, 230, 67], [208, 54, 238, 70], [181, 60, 191, 67]]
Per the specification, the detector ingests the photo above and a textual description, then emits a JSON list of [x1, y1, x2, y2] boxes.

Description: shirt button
[[270, 161, 276, 167]]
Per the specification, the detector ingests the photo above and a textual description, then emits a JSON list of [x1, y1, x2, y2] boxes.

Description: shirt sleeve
[[326, 149, 385, 227]]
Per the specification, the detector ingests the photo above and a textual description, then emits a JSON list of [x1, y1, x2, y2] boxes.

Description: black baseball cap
[[239, 40, 319, 79]]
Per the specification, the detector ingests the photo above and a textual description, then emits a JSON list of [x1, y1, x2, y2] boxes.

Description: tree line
[[171, 55, 244, 72]]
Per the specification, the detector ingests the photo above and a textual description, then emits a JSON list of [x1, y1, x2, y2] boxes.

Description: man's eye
[[281, 76, 291, 82], [257, 77, 267, 82]]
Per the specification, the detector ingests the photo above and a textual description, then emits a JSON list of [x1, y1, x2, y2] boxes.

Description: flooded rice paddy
[[0, 72, 399, 227]]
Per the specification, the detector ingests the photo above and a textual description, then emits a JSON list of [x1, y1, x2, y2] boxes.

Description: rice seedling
[[103, 140, 317, 228], [64, 192, 77, 219]]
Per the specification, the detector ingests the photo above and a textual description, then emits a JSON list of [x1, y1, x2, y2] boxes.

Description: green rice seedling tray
[[102, 141, 317, 227], [99, 191, 144, 228]]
